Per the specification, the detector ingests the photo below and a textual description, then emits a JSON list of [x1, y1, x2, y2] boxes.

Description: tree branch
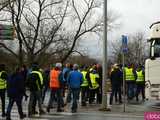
[[0, 42, 18, 58], [72, 0, 81, 23], [41, 0, 62, 11], [31, 0, 43, 51]]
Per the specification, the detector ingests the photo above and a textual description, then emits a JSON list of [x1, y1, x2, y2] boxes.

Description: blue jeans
[[6, 96, 23, 118], [110, 84, 122, 104], [126, 81, 135, 99], [71, 88, 80, 112]]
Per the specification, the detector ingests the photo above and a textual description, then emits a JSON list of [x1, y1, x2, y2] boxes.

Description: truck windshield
[[154, 40, 160, 57]]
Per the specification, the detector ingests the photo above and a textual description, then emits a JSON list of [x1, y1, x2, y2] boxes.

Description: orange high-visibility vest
[[50, 69, 60, 88]]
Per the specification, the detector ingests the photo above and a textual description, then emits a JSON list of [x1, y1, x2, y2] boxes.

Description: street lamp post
[[100, 0, 110, 111]]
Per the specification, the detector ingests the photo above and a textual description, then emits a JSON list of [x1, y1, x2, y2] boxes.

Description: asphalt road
[[1, 91, 159, 120], [0, 111, 144, 120]]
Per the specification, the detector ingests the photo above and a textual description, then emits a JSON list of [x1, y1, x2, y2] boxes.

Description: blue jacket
[[62, 67, 70, 82], [67, 70, 83, 89]]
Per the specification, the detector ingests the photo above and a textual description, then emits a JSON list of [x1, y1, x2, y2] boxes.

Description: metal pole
[[101, 0, 110, 110], [123, 53, 126, 112]]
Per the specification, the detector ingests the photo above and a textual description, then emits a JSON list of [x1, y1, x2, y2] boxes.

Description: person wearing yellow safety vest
[[88, 68, 100, 104], [80, 66, 89, 106], [124, 64, 137, 100], [135, 65, 145, 102], [27, 62, 45, 117], [0, 64, 7, 117]]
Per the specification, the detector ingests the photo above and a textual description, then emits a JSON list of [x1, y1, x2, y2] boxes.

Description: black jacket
[[7, 72, 25, 98], [110, 68, 123, 86], [27, 72, 42, 91]]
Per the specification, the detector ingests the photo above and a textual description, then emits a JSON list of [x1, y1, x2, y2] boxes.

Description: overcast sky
[[86, 0, 160, 60], [108, 0, 160, 38]]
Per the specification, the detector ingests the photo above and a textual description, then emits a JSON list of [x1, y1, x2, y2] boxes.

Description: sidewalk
[[75, 100, 160, 116]]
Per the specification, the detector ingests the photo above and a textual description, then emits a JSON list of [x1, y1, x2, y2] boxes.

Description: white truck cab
[[145, 21, 160, 100]]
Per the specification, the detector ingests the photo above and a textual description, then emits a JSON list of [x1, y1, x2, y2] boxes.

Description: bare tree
[[61, 0, 103, 63], [0, 0, 119, 66], [0, 0, 15, 11], [0, 0, 103, 65], [0, 0, 70, 65]]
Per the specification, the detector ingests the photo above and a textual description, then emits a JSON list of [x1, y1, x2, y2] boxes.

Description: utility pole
[[100, 0, 110, 111], [122, 52, 125, 112], [122, 35, 128, 112]]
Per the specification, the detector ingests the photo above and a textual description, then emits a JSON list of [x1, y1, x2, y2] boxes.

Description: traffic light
[[0, 24, 16, 40]]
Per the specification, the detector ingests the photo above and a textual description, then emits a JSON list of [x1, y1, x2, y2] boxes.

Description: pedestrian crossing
[[0, 99, 145, 120], [0, 92, 75, 120], [0, 109, 75, 120], [0, 110, 144, 120], [0, 96, 100, 120], [0, 91, 104, 120]]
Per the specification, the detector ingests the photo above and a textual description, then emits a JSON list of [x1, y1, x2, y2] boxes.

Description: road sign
[[0, 24, 13, 30], [122, 35, 128, 45], [0, 24, 15, 40], [122, 35, 128, 53]]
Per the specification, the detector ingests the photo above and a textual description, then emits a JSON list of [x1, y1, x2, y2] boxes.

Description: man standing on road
[[0, 64, 7, 117], [63, 63, 72, 104], [88, 67, 100, 104], [6, 67, 26, 120], [109, 64, 123, 105], [125, 64, 137, 100], [67, 64, 83, 113], [80, 66, 89, 106], [96, 64, 102, 104], [47, 63, 64, 112], [42, 67, 50, 104], [136, 65, 145, 102], [27, 62, 45, 117]]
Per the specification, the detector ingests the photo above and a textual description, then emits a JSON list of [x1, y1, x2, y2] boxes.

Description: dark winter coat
[[7, 72, 25, 98], [110, 68, 123, 86]]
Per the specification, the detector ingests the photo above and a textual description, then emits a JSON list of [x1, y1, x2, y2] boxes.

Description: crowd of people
[[109, 63, 145, 105], [0, 62, 103, 120], [0, 62, 145, 120]]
